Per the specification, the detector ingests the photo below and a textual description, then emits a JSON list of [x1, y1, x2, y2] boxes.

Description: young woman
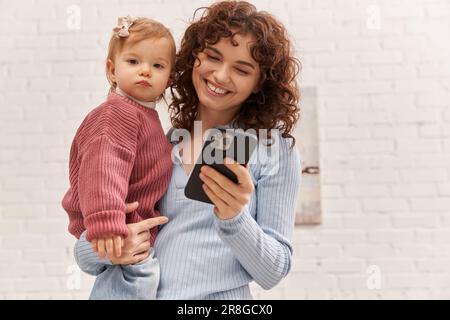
[[74, 1, 301, 299]]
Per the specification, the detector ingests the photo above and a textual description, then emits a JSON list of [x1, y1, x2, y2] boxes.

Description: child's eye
[[154, 64, 165, 69], [127, 59, 139, 65]]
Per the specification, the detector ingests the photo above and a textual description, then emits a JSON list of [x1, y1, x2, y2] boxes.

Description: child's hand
[[91, 234, 124, 260]]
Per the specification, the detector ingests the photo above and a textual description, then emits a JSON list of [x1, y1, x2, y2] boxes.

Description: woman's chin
[[200, 101, 229, 113]]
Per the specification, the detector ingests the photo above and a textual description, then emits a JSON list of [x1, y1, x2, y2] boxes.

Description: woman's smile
[[204, 79, 231, 97], [191, 33, 261, 121]]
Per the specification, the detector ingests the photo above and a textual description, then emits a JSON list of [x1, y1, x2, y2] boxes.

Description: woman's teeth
[[206, 81, 228, 95]]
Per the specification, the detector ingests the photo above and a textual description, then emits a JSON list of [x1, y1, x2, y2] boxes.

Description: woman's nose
[[213, 65, 230, 83]]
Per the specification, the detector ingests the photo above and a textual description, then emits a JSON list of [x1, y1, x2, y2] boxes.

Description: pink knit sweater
[[61, 92, 173, 244]]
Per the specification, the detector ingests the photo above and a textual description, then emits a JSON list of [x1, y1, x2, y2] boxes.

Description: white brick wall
[[0, 0, 449, 299]]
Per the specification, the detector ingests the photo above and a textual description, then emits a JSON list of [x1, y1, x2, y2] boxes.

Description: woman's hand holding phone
[[199, 157, 255, 220]]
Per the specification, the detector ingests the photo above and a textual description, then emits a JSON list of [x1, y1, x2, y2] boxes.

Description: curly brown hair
[[169, 1, 301, 145]]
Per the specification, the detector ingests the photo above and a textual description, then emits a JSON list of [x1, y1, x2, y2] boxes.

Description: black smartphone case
[[184, 129, 257, 204]]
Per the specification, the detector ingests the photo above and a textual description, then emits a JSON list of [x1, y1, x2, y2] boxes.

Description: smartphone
[[184, 128, 258, 204]]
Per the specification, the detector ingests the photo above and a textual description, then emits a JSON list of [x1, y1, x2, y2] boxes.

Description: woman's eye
[[127, 59, 138, 65], [236, 68, 249, 75], [207, 55, 220, 61]]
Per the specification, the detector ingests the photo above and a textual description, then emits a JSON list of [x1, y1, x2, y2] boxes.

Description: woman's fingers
[[133, 251, 150, 265], [135, 241, 151, 256], [202, 184, 231, 214], [200, 165, 239, 197], [200, 161, 254, 203], [199, 172, 240, 211], [135, 216, 169, 233], [137, 230, 151, 242], [224, 158, 253, 189]]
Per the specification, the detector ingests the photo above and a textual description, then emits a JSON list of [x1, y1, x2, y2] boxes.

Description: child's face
[[108, 37, 173, 102], [192, 33, 261, 119]]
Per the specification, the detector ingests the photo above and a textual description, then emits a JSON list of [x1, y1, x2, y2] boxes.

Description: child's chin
[[134, 93, 155, 101]]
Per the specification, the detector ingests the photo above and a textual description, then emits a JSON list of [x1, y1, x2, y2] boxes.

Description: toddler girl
[[62, 16, 175, 299]]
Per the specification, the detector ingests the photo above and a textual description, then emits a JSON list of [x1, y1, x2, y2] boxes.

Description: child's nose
[[139, 65, 151, 77]]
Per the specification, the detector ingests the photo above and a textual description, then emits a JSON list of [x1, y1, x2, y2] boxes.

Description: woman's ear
[[107, 59, 116, 82]]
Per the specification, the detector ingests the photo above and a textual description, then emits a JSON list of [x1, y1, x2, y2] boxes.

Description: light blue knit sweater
[[74, 128, 301, 299]]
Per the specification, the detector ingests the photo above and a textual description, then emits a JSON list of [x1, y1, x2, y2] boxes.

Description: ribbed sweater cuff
[[84, 210, 129, 241], [214, 206, 252, 236], [67, 210, 85, 239]]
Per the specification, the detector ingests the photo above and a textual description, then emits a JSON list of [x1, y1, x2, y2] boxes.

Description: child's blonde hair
[[106, 17, 176, 91]]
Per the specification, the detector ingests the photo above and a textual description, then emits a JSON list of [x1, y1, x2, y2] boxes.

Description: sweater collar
[[115, 87, 156, 109]]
